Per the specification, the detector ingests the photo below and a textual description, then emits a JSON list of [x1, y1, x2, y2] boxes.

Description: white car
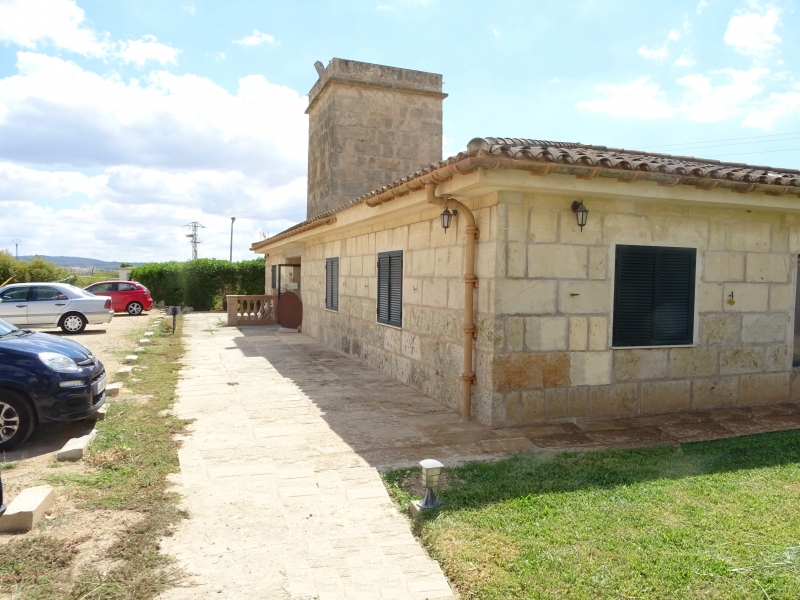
[[0, 283, 114, 334]]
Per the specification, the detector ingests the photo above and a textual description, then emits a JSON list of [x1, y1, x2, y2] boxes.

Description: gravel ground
[[0, 310, 158, 571]]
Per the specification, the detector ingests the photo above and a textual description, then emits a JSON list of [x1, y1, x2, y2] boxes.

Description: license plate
[[95, 375, 106, 395]]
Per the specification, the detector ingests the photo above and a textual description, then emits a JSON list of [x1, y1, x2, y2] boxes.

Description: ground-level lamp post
[[410, 459, 444, 516]]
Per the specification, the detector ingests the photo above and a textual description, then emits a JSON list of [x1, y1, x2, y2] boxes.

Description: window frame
[[325, 257, 339, 312], [377, 250, 403, 328], [612, 244, 697, 348]]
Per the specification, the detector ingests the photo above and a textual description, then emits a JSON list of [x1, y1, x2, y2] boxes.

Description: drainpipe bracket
[[459, 372, 477, 384], [464, 276, 478, 288]]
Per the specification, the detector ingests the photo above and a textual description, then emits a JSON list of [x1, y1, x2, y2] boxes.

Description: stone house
[[251, 57, 800, 427]]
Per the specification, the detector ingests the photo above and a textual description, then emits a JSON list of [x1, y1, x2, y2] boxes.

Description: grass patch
[[384, 430, 800, 600], [0, 316, 189, 599]]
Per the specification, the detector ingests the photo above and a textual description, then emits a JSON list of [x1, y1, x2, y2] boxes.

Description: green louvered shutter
[[377, 251, 402, 327], [613, 245, 696, 347], [325, 257, 338, 311]]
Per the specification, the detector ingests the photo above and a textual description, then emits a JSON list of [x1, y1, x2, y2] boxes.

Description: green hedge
[[0, 252, 70, 284], [130, 258, 265, 311]]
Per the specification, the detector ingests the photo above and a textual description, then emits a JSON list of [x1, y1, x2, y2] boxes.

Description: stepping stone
[[86, 405, 107, 421], [0, 486, 55, 532], [135, 347, 146, 353], [106, 382, 123, 397], [144, 332, 154, 337], [117, 366, 133, 377], [124, 355, 138, 363], [139, 339, 151, 345], [57, 429, 97, 461]]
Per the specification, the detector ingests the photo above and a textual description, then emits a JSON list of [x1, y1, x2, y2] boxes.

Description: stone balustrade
[[226, 295, 277, 326]]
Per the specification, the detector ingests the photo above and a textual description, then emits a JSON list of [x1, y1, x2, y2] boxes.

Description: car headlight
[[38, 352, 80, 373]]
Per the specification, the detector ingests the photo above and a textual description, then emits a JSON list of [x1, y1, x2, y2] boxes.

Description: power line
[[644, 130, 800, 151]]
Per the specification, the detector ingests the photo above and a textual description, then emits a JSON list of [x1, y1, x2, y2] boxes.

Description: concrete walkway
[[160, 313, 528, 600]]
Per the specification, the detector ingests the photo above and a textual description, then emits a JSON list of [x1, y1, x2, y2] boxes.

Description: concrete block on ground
[[144, 332, 154, 337], [57, 429, 97, 461], [0, 486, 55, 533], [278, 327, 299, 333], [106, 382, 123, 397], [86, 405, 107, 421], [139, 339, 151, 345], [135, 347, 146, 353], [117, 366, 133, 377], [124, 355, 138, 363]]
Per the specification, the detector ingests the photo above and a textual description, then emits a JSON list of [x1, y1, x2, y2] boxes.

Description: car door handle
[[55, 303, 66, 306], [15, 305, 26, 308]]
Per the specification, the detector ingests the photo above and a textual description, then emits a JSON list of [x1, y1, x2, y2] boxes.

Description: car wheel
[[126, 302, 143, 316], [60, 312, 87, 334], [0, 390, 36, 450]]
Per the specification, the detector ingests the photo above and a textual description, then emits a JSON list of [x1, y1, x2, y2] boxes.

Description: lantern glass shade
[[440, 208, 453, 231], [571, 201, 589, 231], [420, 459, 444, 488]]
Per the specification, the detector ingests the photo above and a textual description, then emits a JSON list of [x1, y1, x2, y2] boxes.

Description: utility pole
[[184, 222, 205, 260], [11, 239, 21, 260], [230, 217, 236, 262]]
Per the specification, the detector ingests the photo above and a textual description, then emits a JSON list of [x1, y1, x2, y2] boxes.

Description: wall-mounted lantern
[[440, 207, 458, 232], [571, 200, 589, 231]]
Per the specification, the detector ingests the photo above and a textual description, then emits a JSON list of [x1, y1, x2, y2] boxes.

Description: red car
[[84, 280, 153, 315]]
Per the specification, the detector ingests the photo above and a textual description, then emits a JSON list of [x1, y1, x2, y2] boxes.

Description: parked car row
[[0, 280, 152, 334], [0, 279, 152, 449]]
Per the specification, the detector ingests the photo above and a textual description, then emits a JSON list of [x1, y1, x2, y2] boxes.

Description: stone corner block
[[124, 355, 138, 363], [139, 339, 151, 345], [85, 405, 107, 421], [117, 366, 133, 377], [57, 429, 97, 461], [144, 332, 154, 337], [106, 382, 123, 397], [0, 485, 55, 533]]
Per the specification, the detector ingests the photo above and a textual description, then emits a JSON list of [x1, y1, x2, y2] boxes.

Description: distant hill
[[18, 256, 147, 270]]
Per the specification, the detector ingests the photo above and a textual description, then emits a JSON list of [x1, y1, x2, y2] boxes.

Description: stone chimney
[[305, 58, 445, 219]]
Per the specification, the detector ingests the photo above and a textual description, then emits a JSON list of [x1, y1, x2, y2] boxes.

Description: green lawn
[[384, 430, 800, 600]]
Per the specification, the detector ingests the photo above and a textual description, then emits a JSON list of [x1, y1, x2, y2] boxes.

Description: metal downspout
[[426, 183, 479, 421]]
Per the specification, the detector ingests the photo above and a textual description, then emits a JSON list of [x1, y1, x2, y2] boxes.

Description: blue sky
[[0, 0, 798, 262]]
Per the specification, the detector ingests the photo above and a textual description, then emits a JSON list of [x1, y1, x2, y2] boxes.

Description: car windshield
[[64, 284, 95, 298], [0, 318, 19, 335]]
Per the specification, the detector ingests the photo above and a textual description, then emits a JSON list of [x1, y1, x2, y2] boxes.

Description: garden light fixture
[[440, 207, 458, 232], [418, 459, 444, 510], [571, 200, 589, 231]]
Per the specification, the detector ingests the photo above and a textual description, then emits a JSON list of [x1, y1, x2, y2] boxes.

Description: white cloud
[[743, 86, 800, 129], [376, 4, 392, 9], [724, 7, 781, 58], [183, 5, 195, 15], [215, 52, 226, 62], [576, 77, 675, 119], [116, 35, 179, 66], [696, 0, 708, 14], [0, 0, 108, 57], [0, 52, 307, 176], [678, 67, 768, 122], [233, 30, 277, 47], [675, 54, 696, 67], [492, 28, 500, 38], [638, 29, 680, 59]]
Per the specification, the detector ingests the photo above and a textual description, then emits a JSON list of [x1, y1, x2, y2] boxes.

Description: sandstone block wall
[[306, 59, 444, 219], [491, 190, 800, 426], [266, 195, 499, 423]]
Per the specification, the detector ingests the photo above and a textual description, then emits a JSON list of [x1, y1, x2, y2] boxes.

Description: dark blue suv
[[0, 317, 106, 449]]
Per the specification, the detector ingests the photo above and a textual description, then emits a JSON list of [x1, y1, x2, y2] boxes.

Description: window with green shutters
[[612, 245, 696, 347], [377, 251, 403, 327], [325, 257, 339, 311]]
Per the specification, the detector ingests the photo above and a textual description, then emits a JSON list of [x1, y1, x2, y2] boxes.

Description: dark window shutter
[[377, 254, 390, 324], [377, 251, 402, 327], [325, 257, 338, 311], [613, 245, 695, 347], [388, 252, 403, 327], [271, 265, 276, 290]]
